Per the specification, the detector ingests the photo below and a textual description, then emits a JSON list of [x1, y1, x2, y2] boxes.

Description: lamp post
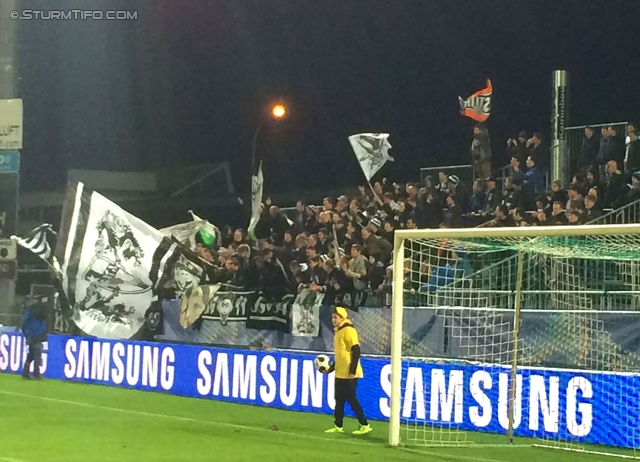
[[251, 103, 287, 172]]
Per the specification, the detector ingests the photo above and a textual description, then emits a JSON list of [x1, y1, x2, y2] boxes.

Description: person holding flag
[[323, 306, 372, 435]]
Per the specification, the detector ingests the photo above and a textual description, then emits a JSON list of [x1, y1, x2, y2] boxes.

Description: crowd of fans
[[189, 122, 640, 300]]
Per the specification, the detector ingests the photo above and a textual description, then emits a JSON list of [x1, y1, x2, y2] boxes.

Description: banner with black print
[[201, 288, 252, 325], [246, 293, 294, 333], [291, 288, 323, 337]]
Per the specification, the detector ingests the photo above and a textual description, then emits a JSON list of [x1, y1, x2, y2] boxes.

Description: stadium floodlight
[[389, 223, 640, 459]]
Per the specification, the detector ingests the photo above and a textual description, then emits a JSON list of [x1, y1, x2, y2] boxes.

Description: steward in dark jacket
[[21, 297, 48, 380]]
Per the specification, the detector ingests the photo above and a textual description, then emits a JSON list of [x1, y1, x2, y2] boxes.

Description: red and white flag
[[459, 79, 492, 122]]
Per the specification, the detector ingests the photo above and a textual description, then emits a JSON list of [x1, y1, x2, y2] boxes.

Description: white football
[[314, 354, 332, 373]]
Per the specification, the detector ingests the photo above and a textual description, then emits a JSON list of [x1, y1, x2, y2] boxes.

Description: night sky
[[17, 0, 640, 197]]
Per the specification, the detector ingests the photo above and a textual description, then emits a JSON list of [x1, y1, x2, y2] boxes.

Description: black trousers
[[22, 341, 43, 377], [334, 378, 368, 427]]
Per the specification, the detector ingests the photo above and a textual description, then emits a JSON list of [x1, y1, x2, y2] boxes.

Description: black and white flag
[[248, 161, 264, 236], [348, 133, 393, 182], [160, 211, 219, 251], [12, 224, 57, 264], [55, 182, 203, 339], [291, 288, 323, 337]]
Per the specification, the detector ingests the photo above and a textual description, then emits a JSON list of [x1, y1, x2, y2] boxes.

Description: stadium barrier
[[419, 164, 473, 190], [1, 331, 638, 448]]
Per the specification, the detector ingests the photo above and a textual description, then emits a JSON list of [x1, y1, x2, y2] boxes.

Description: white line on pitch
[[0, 389, 526, 462]]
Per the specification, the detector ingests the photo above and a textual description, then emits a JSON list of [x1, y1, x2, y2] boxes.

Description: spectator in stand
[[579, 126, 599, 174], [625, 123, 640, 179], [597, 125, 625, 178], [317, 228, 330, 254], [602, 160, 625, 208], [502, 177, 525, 210], [527, 132, 548, 172], [257, 245, 290, 298], [406, 218, 418, 229], [394, 200, 411, 226], [566, 185, 585, 213], [509, 156, 524, 183], [418, 176, 437, 200], [471, 123, 492, 180], [291, 234, 307, 263], [549, 180, 568, 207], [220, 226, 234, 248], [584, 194, 602, 221], [567, 210, 583, 225], [547, 201, 568, 225], [571, 173, 585, 192], [290, 260, 309, 289], [420, 248, 473, 292], [420, 190, 443, 228], [367, 218, 382, 237], [522, 156, 545, 207], [305, 206, 319, 234], [443, 194, 463, 228], [468, 179, 487, 214], [282, 230, 295, 252], [531, 209, 547, 226], [613, 171, 640, 208], [323, 197, 335, 212], [583, 169, 599, 194], [488, 204, 515, 227], [361, 225, 392, 264], [293, 201, 307, 235], [343, 221, 362, 254], [308, 255, 327, 286], [512, 207, 529, 226], [535, 194, 552, 217], [229, 228, 248, 251], [345, 244, 368, 288], [381, 192, 398, 216], [482, 177, 502, 217], [382, 220, 396, 243], [447, 175, 468, 212], [507, 132, 530, 166], [436, 171, 450, 195]]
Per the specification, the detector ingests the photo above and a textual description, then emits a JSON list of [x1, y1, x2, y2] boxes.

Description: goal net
[[389, 224, 640, 458]]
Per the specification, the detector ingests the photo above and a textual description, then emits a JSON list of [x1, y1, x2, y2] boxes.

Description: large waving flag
[[348, 133, 393, 182], [55, 182, 204, 339], [459, 79, 492, 122], [12, 224, 57, 264]]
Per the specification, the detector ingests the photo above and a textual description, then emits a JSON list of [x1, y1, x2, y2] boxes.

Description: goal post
[[389, 223, 640, 457]]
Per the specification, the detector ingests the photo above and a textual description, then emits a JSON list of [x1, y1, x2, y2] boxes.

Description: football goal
[[389, 223, 640, 458]]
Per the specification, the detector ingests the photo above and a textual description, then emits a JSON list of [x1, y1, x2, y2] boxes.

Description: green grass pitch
[[0, 373, 633, 461]]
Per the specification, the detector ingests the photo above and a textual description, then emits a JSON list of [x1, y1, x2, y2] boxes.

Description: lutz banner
[[1, 333, 638, 449]]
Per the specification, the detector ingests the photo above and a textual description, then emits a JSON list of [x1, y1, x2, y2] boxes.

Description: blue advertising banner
[[1, 332, 639, 449], [0, 151, 20, 173]]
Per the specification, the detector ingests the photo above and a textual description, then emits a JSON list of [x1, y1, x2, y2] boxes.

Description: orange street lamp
[[252, 102, 288, 170], [271, 104, 286, 120]]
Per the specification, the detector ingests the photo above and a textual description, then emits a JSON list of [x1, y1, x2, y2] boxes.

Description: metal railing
[[565, 122, 628, 176], [419, 164, 473, 189], [585, 197, 640, 225]]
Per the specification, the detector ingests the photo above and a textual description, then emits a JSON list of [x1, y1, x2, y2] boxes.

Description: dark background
[[16, 0, 640, 197]]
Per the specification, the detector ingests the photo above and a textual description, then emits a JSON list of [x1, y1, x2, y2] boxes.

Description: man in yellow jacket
[[324, 306, 372, 435]]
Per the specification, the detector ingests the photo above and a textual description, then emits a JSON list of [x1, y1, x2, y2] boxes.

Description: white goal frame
[[389, 223, 640, 452]]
